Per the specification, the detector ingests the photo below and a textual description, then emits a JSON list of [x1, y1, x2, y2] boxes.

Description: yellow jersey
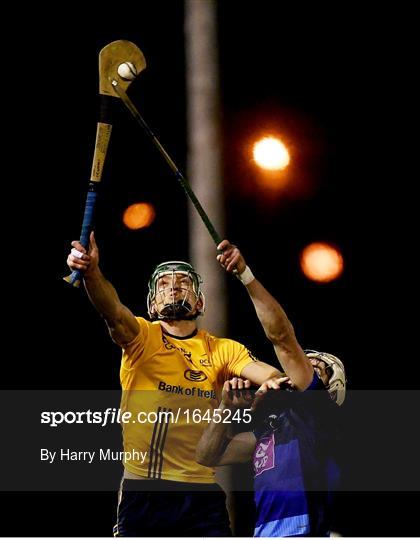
[[120, 316, 256, 483]]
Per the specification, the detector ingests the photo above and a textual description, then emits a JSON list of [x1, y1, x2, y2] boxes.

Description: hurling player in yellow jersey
[[67, 232, 281, 536]]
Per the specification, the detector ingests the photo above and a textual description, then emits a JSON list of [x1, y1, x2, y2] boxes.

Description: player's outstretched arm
[[67, 231, 139, 347], [217, 240, 313, 390]]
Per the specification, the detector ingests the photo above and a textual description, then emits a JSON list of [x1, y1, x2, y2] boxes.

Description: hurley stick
[[64, 40, 146, 287]]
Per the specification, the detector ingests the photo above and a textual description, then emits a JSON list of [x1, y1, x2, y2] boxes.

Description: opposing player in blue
[[197, 240, 346, 537]]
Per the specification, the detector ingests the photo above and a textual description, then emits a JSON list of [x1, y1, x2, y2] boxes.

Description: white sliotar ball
[[117, 62, 137, 80]]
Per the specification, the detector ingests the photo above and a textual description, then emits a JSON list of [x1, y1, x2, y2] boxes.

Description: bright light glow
[[300, 242, 344, 283], [253, 136, 290, 170], [123, 203, 156, 230]]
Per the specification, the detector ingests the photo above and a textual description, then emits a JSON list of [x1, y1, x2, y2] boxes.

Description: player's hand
[[67, 231, 99, 276], [221, 377, 254, 409], [217, 239, 247, 274], [251, 376, 293, 410]]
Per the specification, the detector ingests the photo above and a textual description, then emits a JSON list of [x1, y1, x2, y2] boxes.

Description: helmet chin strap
[[163, 314, 200, 321], [152, 300, 200, 321]]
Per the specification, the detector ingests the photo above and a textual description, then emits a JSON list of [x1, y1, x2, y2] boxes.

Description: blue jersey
[[252, 374, 339, 537]]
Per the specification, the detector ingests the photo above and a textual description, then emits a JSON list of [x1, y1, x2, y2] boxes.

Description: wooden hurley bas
[[64, 40, 146, 287]]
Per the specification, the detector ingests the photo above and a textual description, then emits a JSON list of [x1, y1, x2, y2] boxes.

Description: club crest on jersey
[[184, 369, 207, 382], [253, 434, 275, 476]]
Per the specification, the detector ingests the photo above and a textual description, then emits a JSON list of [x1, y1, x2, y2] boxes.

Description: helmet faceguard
[[305, 349, 346, 406], [147, 261, 205, 321]]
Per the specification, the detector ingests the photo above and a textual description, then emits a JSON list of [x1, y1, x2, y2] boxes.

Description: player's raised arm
[[217, 240, 313, 391], [67, 231, 140, 347]]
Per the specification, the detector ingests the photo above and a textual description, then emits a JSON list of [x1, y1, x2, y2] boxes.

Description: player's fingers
[[255, 383, 268, 396], [230, 377, 238, 390], [67, 258, 89, 270], [89, 231, 98, 251], [217, 240, 231, 251], [71, 240, 86, 253], [222, 380, 231, 393], [255, 381, 271, 399], [69, 252, 91, 263], [68, 253, 90, 265], [67, 259, 87, 271], [222, 381, 233, 405], [217, 252, 226, 266], [272, 377, 291, 387], [240, 380, 252, 400], [235, 379, 244, 398], [226, 254, 241, 273], [71, 248, 87, 260]]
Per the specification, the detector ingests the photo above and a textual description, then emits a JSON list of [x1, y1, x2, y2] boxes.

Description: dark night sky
[[1, 1, 418, 536]]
